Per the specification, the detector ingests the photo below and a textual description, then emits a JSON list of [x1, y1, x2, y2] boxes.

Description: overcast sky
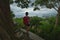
[[10, 0, 57, 18]]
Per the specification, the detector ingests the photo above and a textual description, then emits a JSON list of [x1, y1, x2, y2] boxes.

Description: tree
[[0, 0, 18, 40], [33, 0, 60, 28], [32, 0, 60, 40], [0, 0, 34, 40]]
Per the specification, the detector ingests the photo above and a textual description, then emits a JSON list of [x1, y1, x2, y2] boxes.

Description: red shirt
[[23, 16, 30, 25]]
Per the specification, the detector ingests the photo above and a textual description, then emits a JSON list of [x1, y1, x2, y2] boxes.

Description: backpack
[[23, 16, 30, 25]]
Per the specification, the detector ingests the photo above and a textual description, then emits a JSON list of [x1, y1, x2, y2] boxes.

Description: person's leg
[[26, 26, 33, 40], [26, 26, 30, 33]]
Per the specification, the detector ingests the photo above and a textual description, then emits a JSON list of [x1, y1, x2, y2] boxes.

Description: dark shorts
[[24, 23, 30, 26], [24, 24, 30, 29]]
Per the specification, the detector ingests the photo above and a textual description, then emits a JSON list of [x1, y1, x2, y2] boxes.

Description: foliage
[[9, 0, 13, 4], [33, 7, 40, 11], [9, 0, 60, 10], [14, 16, 60, 40], [9, 0, 30, 8], [34, 0, 60, 10], [9, 0, 60, 40], [14, 18, 24, 26], [30, 16, 41, 26], [34, 0, 48, 6], [15, 0, 30, 8], [10, 11, 15, 17]]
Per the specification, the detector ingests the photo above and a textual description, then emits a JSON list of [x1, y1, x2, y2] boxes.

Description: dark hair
[[25, 12, 28, 16]]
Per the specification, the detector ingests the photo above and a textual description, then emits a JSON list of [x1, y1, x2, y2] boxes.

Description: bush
[[14, 16, 60, 40]]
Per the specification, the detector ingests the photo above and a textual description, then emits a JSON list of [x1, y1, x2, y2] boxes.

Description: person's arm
[[28, 17, 30, 24]]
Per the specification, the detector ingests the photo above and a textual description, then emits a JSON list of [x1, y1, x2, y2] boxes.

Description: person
[[23, 12, 30, 33], [23, 12, 33, 40]]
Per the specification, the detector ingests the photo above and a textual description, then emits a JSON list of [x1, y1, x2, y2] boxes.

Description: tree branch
[[53, 6, 58, 11], [57, 0, 60, 7]]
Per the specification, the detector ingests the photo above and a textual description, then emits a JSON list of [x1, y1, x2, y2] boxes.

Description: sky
[[10, 0, 57, 18]]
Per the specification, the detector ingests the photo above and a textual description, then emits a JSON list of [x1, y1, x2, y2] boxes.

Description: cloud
[[10, 2, 57, 18]]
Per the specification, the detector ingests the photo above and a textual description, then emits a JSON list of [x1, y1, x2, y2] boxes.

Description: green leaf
[[9, 0, 13, 4], [33, 7, 40, 11], [46, 3, 54, 9]]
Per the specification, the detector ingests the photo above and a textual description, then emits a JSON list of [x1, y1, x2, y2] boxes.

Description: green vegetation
[[14, 16, 60, 40], [1, 0, 59, 40]]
